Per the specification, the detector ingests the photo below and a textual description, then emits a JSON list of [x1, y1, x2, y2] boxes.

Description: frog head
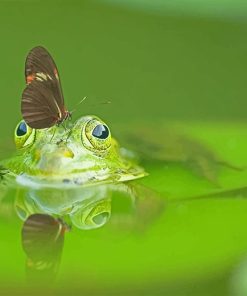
[[10, 115, 146, 188]]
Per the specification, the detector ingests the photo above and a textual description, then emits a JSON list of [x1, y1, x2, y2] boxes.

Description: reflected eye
[[15, 120, 36, 149], [82, 119, 111, 151], [70, 198, 111, 230]]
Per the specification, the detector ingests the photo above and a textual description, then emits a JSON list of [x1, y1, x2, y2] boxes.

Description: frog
[[0, 115, 164, 232]]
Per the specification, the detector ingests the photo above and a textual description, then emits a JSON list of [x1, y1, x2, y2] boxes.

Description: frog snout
[[37, 146, 75, 173]]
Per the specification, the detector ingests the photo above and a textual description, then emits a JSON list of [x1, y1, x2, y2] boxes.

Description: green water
[[1, 1, 247, 295]]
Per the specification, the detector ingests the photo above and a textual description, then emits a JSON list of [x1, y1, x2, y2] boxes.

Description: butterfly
[[21, 46, 71, 129]]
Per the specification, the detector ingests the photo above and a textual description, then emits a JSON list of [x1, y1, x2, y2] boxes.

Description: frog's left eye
[[15, 120, 36, 149], [82, 118, 111, 151]]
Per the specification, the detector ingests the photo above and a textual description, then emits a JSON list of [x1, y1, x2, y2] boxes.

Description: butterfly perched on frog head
[[21, 46, 71, 129]]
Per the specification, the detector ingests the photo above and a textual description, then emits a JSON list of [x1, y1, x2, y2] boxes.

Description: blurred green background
[[1, 0, 247, 135], [1, 1, 247, 295]]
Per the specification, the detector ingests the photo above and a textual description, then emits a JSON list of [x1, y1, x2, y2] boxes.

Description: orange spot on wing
[[26, 74, 35, 84]]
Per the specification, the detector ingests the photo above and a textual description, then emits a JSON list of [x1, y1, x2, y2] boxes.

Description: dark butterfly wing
[[25, 46, 64, 108], [22, 46, 66, 129], [21, 80, 62, 129]]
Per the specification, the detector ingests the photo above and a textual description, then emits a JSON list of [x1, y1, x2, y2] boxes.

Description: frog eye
[[92, 124, 109, 139], [82, 118, 111, 151], [14, 120, 36, 149]]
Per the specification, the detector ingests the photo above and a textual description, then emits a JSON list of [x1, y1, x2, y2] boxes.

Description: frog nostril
[[63, 148, 74, 158]]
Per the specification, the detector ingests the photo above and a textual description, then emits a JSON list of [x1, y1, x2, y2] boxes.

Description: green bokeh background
[[1, 0, 247, 134], [1, 1, 247, 295]]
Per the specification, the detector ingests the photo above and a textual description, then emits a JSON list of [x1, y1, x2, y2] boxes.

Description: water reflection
[[3, 182, 163, 283], [21, 214, 69, 283]]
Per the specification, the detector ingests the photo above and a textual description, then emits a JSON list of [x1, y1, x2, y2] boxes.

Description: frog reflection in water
[[1, 115, 162, 282]]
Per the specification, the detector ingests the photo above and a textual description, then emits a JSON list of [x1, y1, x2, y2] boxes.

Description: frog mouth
[[15, 165, 147, 190]]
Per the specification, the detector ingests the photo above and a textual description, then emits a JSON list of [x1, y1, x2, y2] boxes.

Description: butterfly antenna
[[100, 100, 111, 105], [70, 96, 87, 114], [89, 100, 111, 107]]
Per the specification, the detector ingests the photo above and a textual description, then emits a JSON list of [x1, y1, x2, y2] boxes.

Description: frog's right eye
[[14, 121, 36, 149]]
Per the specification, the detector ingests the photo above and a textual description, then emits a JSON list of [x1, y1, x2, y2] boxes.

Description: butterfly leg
[[64, 128, 73, 143], [49, 127, 57, 143]]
